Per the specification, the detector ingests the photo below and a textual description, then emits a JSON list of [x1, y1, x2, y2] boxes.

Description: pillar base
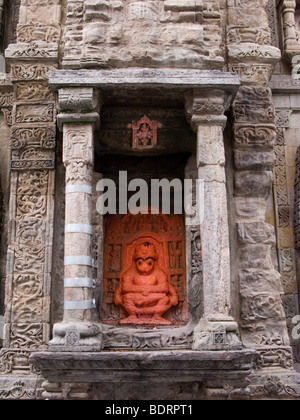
[[193, 317, 243, 351], [49, 322, 103, 353]]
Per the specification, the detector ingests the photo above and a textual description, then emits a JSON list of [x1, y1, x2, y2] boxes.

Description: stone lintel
[[30, 350, 257, 384], [49, 69, 240, 94], [270, 75, 300, 94]]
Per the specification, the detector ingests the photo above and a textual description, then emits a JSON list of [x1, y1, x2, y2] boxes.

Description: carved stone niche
[[102, 211, 194, 350], [30, 69, 257, 398], [103, 213, 187, 325]]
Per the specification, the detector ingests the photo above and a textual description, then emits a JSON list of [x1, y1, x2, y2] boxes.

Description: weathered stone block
[[239, 269, 283, 294], [164, 0, 202, 12], [239, 244, 274, 271], [235, 197, 267, 222], [237, 222, 276, 245], [234, 170, 273, 198], [234, 149, 275, 170]]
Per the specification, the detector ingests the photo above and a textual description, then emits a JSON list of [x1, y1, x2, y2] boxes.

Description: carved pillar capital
[[57, 87, 101, 131], [58, 87, 99, 112], [185, 89, 230, 132]]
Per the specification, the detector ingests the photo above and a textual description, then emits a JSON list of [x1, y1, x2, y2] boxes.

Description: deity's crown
[[134, 242, 158, 261]]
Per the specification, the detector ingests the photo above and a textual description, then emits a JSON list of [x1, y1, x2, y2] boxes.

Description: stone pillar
[[49, 88, 102, 352], [281, 0, 299, 54], [227, 0, 293, 375], [0, 0, 61, 398], [185, 90, 242, 351], [0, 0, 4, 72]]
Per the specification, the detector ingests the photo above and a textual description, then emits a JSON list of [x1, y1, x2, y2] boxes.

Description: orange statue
[[114, 242, 179, 325]]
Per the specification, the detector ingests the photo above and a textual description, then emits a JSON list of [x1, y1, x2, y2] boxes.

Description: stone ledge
[[30, 350, 257, 384], [49, 69, 240, 92]]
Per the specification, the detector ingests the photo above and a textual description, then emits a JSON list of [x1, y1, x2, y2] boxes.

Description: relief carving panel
[[63, 0, 223, 69], [102, 212, 188, 326]]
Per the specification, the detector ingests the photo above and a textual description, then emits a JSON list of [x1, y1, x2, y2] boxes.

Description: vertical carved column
[[49, 88, 102, 352], [273, 111, 300, 359], [0, 0, 61, 392], [281, 0, 299, 54], [185, 90, 242, 351], [228, 0, 293, 371]]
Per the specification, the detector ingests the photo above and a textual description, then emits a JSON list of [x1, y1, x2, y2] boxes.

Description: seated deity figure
[[114, 242, 179, 325]]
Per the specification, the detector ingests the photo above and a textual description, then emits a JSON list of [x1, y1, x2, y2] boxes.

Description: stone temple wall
[[0, 0, 300, 400]]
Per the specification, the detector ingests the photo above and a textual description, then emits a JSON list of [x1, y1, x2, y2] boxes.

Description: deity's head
[[134, 242, 158, 275]]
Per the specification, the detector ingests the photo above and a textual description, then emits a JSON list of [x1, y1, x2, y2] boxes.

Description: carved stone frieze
[[11, 127, 56, 150], [10, 126, 56, 171], [6, 42, 59, 61], [11, 64, 57, 82], [0, 378, 41, 399], [17, 24, 61, 43], [0, 91, 13, 126], [228, 63, 274, 85], [63, 125, 94, 165], [15, 103, 55, 124], [234, 124, 276, 149], [227, 27, 271, 45], [63, 0, 223, 69], [103, 326, 193, 351], [15, 83, 53, 102], [250, 375, 298, 398]]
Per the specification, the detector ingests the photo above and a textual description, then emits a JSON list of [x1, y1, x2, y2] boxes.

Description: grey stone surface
[[30, 349, 257, 386], [49, 69, 240, 92]]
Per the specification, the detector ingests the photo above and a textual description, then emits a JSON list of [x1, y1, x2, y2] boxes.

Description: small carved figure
[[108, 244, 121, 272], [131, 116, 158, 150], [114, 242, 179, 325]]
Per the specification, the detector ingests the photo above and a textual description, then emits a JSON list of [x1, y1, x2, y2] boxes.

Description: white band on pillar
[[66, 184, 93, 195], [64, 299, 96, 310], [65, 224, 93, 235], [64, 278, 95, 288], [64, 256, 93, 266]]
